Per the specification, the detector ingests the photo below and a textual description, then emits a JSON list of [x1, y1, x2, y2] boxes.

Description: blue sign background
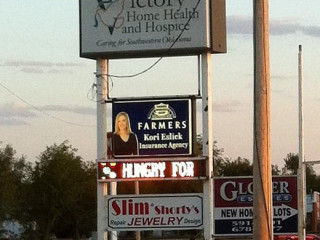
[[112, 99, 193, 157]]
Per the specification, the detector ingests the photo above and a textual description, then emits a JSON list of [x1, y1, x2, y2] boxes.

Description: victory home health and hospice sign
[[79, 0, 213, 59], [112, 98, 193, 158]]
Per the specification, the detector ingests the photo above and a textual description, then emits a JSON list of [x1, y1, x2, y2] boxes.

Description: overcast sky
[[1, 0, 320, 172]]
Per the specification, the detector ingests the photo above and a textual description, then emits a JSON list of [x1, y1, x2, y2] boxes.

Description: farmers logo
[[147, 103, 177, 120]]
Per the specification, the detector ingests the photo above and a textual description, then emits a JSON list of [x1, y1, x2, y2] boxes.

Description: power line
[[107, 0, 201, 79], [0, 81, 95, 127]]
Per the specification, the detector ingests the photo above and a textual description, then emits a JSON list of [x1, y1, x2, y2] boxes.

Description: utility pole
[[253, 0, 273, 240], [298, 45, 306, 240]]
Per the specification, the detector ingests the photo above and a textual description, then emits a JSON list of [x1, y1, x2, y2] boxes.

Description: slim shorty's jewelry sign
[[112, 98, 193, 157], [79, 0, 212, 58], [106, 194, 203, 230]]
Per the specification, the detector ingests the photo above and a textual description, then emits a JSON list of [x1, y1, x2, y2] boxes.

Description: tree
[[25, 141, 96, 240], [0, 143, 29, 221], [216, 157, 253, 176], [282, 152, 320, 193], [283, 153, 299, 175], [271, 164, 281, 175], [194, 134, 224, 160]]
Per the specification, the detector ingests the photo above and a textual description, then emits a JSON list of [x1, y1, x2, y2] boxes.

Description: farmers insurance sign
[[112, 98, 193, 157], [79, 0, 226, 59], [106, 194, 203, 231], [214, 176, 298, 237]]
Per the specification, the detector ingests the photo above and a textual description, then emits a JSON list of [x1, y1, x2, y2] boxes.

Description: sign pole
[[298, 45, 306, 240], [253, 0, 273, 239], [96, 59, 108, 240], [135, 181, 141, 240], [201, 52, 214, 240]]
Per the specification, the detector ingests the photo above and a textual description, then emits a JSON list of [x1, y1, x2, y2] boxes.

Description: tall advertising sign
[[96, 98, 207, 182], [79, 0, 226, 59], [214, 176, 298, 237], [112, 98, 193, 157]]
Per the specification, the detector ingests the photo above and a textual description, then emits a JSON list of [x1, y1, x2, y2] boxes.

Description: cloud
[[302, 26, 320, 37], [3, 60, 84, 68], [227, 15, 253, 35], [213, 100, 243, 113], [271, 74, 292, 81], [21, 67, 44, 74], [1, 60, 86, 74], [227, 15, 320, 38], [0, 102, 95, 117], [47, 69, 73, 74], [0, 118, 29, 126], [196, 100, 243, 114], [0, 102, 95, 126], [0, 102, 36, 126], [0, 102, 37, 118], [4, 61, 55, 67], [37, 105, 95, 116], [270, 19, 303, 35]]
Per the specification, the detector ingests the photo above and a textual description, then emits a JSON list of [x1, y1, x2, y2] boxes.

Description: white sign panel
[[79, 0, 210, 59], [106, 194, 203, 230], [214, 205, 298, 221]]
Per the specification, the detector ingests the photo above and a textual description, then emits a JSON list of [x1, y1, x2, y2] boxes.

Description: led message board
[[79, 0, 226, 59], [98, 158, 207, 181], [106, 194, 203, 231], [112, 98, 193, 158], [214, 176, 298, 237]]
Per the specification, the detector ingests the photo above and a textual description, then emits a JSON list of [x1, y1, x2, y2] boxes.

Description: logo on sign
[[148, 103, 176, 120], [93, 0, 198, 36], [95, 0, 125, 35]]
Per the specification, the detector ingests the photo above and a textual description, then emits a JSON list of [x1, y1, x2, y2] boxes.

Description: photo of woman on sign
[[113, 112, 138, 156]]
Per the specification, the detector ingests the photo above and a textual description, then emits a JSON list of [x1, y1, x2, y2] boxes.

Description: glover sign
[[214, 176, 298, 237]]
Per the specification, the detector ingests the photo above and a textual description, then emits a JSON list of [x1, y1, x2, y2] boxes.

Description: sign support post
[[201, 52, 214, 240], [135, 181, 141, 240], [96, 59, 109, 240], [298, 45, 306, 240]]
